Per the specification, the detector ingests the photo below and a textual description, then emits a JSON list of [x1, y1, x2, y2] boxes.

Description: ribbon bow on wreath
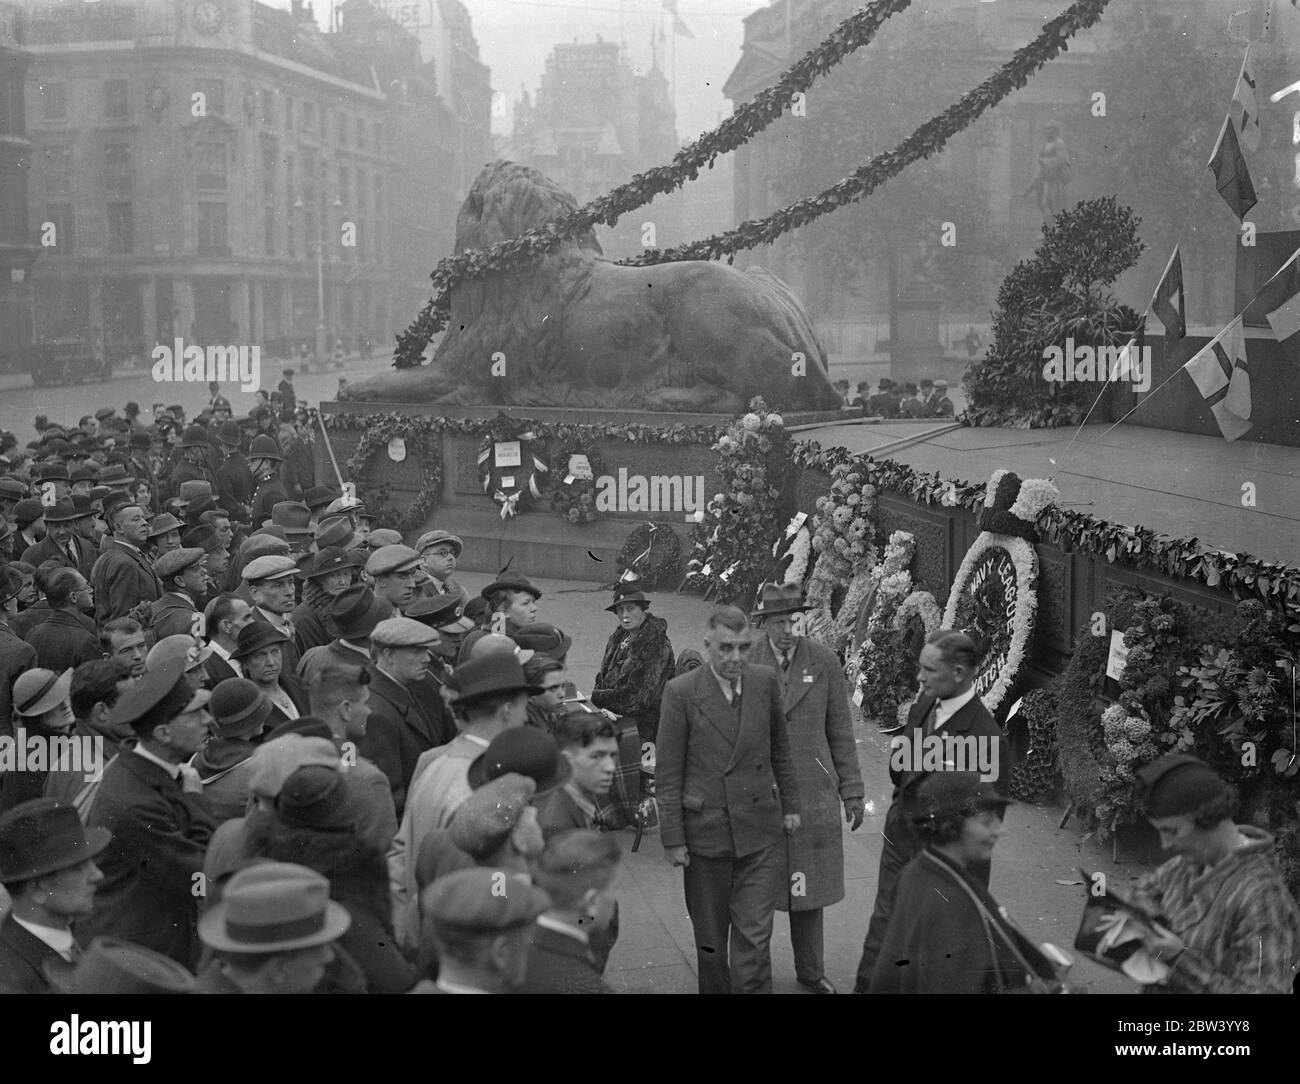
[[478, 418, 549, 519]]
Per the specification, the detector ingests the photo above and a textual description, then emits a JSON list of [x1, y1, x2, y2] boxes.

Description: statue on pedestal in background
[[1022, 123, 1072, 220]]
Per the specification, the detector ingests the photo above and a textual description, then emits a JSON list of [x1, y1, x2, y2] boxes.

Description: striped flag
[[1231, 48, 1261, 154], [1208, 117, 1257, 220], [1258, 247, 1300, 343], [1182, 316, 1252, 442], [1152, 248, 1186, 351]]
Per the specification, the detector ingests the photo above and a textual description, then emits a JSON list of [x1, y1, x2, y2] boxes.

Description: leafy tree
[[965, 195, 1143, 428]]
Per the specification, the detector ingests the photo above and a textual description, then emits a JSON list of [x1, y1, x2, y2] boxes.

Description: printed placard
[[1105, 629, 1129, 681], [494, 440, 522, 468], [567, 454, 594, 480]]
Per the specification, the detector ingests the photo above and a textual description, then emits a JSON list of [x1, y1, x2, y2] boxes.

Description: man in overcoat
[[657, 604, 801, 994], [749, 582, 864, 994], [90, 502, 161, 625]]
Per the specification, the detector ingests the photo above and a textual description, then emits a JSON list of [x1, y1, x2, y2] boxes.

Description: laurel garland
[[1007, 686, 1062, 802], [332, 412, 443, 532], [395, 0, 1115, 365]]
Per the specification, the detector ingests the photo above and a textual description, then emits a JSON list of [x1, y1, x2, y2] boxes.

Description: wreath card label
[[567, 454, 593, 480], [494, 441, 522, 468]]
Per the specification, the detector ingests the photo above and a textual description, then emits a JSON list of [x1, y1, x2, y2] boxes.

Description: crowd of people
[[0, 386, 1297, 996], [833, 376, 955, 418]]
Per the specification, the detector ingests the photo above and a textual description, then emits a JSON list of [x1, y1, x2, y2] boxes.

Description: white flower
[[766, 413, 784, 428], [742, 413, 760, 431]]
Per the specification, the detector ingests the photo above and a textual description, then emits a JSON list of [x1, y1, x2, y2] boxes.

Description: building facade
[[20, 0, 488, 363], [0, 2, 36, 360]]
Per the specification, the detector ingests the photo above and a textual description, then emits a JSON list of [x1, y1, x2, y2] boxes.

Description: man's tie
[[728, 679, 739, 704], [780, 651, 791, 672], [923, 699, 941, 738]]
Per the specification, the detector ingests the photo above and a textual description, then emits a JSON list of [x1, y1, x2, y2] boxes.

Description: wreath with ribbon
[[477, 416, 549, 519], [615, 522, 682, 591], [548, 437, 605, 526]]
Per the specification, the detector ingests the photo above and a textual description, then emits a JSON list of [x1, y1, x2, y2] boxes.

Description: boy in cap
[[195, 862, 351, 994], [417, 867, 550, 994], [80, 658, 217, 966], [458, 574, 543, 663], [0, 798, 111, 993], [415, 529, 468, 601], [367, 544, 423, 614], [150, 547, 209, 641]]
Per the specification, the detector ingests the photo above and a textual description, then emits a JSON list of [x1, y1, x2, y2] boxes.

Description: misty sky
[[289, 0, 767, 143]]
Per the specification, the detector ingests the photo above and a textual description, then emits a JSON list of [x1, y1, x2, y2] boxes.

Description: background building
[[19, 0, 489, 362], [0, 2, 36, 360]]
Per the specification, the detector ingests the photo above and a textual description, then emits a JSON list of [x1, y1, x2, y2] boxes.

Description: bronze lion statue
[[337, 160, 840, 412]]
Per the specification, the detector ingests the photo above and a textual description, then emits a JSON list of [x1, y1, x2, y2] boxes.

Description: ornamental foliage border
[[396, 0, 1115, 364]]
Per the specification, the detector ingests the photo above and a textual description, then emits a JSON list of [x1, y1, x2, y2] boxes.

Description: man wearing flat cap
[[80, 658, 217, 966], [367, 544, 423, 614], [361, 616, 456, 816], [416, 529, 468, 602], [417, 867, 550, 994], [150, 547, 210, 641], [244, 553, 302, 676], [1121, 754, 1300, 994], [0, 798, 111, 993]]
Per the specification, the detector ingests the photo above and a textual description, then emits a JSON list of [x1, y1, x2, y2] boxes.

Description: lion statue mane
[[337, 160, 840, 412]]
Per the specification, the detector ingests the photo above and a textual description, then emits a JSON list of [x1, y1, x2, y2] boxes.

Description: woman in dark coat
[[870, 772, 1062, 995], [590, 587, 674, 827]]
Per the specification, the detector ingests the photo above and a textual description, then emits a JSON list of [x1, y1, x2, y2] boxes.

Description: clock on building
[[192, 0, 223, 34]]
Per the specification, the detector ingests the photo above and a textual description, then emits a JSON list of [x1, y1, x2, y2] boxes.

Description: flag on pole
[[1181, 316, 1252, 442], [1152, 248, 1186, 351], [1107, 326, 1144, 383], [663, 0, 694, 38], [1257, 247, 1300, 343], [1230, 47, 1261, 153], [1208, 117, 1257, 220]]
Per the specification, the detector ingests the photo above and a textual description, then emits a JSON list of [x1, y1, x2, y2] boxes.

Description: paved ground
[[799, 419, 1300, 566], [448, 566, 1136, 995]]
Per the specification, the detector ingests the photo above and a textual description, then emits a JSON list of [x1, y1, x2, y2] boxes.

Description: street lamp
[[293, 192, 344, 368]]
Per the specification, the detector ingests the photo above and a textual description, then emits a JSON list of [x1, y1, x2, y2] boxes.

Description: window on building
[[194, 79, 225, 117], [285, 93, 294, 130], [104, 79, 129, 119], [338, 165, 349, 208], [287, 210, 296, 257], [355, 115, 363, 148], [196, 142, 227, 191], [104, 142, 131, 193], [197, 202, 227, 254], [261, 134, 278, 197], [264, 204, 276, 256], [45, 203, 74, 253], [0, 72, 20, 137], [301, 100, 314, 133], [41, 82, 67, 121], [338, 112, 347, 146], [321, 106, 329, 140], [45, 145, 72, 196], [373, 120, 382, 154], [107, 202, 133, 253]]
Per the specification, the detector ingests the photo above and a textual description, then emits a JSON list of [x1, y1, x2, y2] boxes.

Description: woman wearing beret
[[870, 773, 1063, 994], [1123, 755, 1300, 994], [590, 587, 675, 829]]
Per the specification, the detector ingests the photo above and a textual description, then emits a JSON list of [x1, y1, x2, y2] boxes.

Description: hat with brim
[[511, 623, 573, 659], [751, 581, 810, 618], [42, 499, 82, 524], [323, 496, 364, 518], [146, 635, 213, 674], [232, 623, 289, 660], [314, 517, 357, 550], [198, 862, 351, 954], [271, 501, 313, 538], [44, 938, 196, 994], [451, 654, 542, 707], [303, 486, 340, 513], [605, 589, 651, 613], [466, 726, 571, 795], [146, 512, 184, 539], [909, 772, 1014, 826], [299, 547, 351, 580], [12, 669, 73, 718], [416, 529, 463, 557], [0, 798, 112, 882], [467, 633, 534, 665], [480, 575, 542, 601], [208, 678, 273, 741], [330, 586, 393, 641]]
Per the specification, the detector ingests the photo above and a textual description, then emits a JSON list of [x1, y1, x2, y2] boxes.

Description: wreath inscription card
[[494, 441, 522, 467]]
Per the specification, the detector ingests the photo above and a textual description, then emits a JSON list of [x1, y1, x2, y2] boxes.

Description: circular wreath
[[335, 413, 442, 532], [942, 532, 1038, 714], [477, 416, 549, 518], [892, 589, 943, 637], [615, 522, 682, 591], [1007, 687, 1061, 801], [548, 438, 605, 526]]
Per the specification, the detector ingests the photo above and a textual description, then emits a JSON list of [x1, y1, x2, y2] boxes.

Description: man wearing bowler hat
[[195, 861, 352, 994], [361, 616, 455, 816], [415, 529, 468, 601], [80, 658, 217, 966], [658, 604, 802, 994], [0, 798, 111, 993], [749, 582, 864, 994]]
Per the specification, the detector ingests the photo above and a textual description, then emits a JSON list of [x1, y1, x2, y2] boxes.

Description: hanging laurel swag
[[548, 438, 605, 526], [477, 416, 549, 519], [395, 0, 1114, 365], [330, 412, 443, 532], [615, 522, 682, 590]]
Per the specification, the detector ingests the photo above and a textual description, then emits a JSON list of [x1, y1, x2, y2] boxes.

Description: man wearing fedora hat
[[271, 501, 314, 556], [0, 798, 111, 993], [195, 862, 351, 994], [296, 585, 393, 686], [90, 501, 161, 625], [749, 582, 864, 994], [45, 936, 197, 995], [21, 497, 97, 578], [592, 585, 676, 830], [658, 604, 802, 995], [80, 658, 217, 965]]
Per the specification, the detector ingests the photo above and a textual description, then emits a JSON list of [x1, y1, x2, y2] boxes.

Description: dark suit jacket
[[24, 608, 100, 672], [657, 663, 800, 858], [203, 650, 239, 688], [21, 534, 98, 579], [537, 785, 595, 841], [150, 592, 200, 642], [0, 915, 69, 994], [357, 665, 445, 817], [90, 540, 161, 625], [517, 923, 608, 994], [81, 749, 216, 967], [259, 674, 310, 733], [0, 623, 37, 738]]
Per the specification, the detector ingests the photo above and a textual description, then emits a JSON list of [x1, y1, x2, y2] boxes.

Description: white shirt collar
[[709, 665, 740, 700], [463, 733, 490, 748], [11, 916, 76, 961], [536, 912, 590, 945], [934, 687, 978, 730], [133, 742, 181, 779], [257, 606, 291, 631]]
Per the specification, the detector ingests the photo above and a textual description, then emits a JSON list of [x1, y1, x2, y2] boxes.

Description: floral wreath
[[615, 522, 682, 591], [548, 437, 605, 526], [804, 458, 878, 648], [843, 534, 924, 721], [335, 412, 443, 532], [477, 415, 549, 519], [1007, 687, 1061, 802], [771, 514, 814, 590]]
